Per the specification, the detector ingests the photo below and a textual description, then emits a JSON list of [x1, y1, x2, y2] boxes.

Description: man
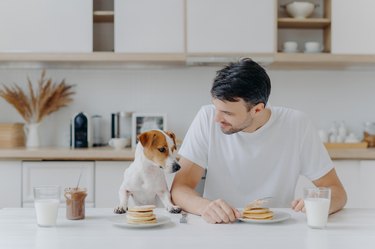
[[171, 58, 347, 224]]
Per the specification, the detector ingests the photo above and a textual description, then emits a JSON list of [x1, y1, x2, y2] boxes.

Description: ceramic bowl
[[285, 1, 315, 19]]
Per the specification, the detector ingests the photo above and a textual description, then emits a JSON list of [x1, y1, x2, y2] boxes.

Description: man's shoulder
[[272, 106, 308, 119]]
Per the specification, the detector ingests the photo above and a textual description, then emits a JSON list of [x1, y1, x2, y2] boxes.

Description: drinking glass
[[34, 185, 61, 227], [303, 187, 331, 229]]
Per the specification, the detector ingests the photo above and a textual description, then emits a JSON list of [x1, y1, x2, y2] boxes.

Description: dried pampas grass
[[0, 70, 75, 123]]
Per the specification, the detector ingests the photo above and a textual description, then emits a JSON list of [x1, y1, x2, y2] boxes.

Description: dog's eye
[[158, 147, 166, 153]]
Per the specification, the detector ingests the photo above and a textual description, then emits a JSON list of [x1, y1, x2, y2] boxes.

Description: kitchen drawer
[[0, 0, 92, 52], [22, 161, 94, 207]]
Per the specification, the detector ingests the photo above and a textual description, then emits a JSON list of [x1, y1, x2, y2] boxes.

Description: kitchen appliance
[[91, 115, 103, 147], [111, 111, 132, 147], [71, 112, 90, 148]]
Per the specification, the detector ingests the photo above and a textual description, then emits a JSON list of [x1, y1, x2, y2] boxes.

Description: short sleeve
[[178, 105, 212, 169], [299, 116, 333, 181]]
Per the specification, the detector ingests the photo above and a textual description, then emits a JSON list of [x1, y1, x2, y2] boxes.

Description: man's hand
[[200, 199, 241, 224], [291, 198, 305, 213]]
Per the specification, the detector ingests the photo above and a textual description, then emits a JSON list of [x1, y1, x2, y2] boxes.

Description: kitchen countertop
[[0, 147, 375, 161], [0, 208, 374, 249]]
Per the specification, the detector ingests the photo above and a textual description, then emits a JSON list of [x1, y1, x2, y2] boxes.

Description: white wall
[[0, 66, 374, 147]]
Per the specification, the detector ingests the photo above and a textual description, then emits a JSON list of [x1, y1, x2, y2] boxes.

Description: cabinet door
[[187, 0, 276, 53], [114, 0, 184, 53], [294, 160, 361, 208], [332, 0, 375, 54], [359, 160, 375, 208], [0, 161, 22, 207], [334, 160, 361, 208], [22, 161, 95, 207], [95, 161, 131, 208], [0, 0, 92, 52]]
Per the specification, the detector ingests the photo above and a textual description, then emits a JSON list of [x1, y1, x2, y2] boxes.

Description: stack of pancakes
[[242, 207, 274, 220], [126, 205, 157, 224]]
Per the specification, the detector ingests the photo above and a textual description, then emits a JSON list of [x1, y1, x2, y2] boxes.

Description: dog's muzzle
[[172, 162, 181, 173]]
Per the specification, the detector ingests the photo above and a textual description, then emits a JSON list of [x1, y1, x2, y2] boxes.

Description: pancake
[[242, 207, 274, 220], [128, 205, 156, 212], [126, 205, 157, 224]]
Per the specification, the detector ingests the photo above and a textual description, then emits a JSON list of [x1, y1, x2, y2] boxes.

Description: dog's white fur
[[114, 130, 181, 214]]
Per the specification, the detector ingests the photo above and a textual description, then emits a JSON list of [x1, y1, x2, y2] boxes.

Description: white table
[[0, 208, 374, 249]]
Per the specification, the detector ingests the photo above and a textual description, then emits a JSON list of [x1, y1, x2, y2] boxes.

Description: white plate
[[109, 214, 171, 228], [238, 210, 291, 224]]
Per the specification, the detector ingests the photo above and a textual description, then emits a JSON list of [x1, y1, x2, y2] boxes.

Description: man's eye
[[158, 147, 166, 153]]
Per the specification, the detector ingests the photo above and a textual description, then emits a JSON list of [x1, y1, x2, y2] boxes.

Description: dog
[[114, 129, 182, 214]]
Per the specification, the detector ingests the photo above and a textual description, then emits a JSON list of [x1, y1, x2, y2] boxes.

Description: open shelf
[[93, 10, 114, 23], [278, 18, 331, 29]]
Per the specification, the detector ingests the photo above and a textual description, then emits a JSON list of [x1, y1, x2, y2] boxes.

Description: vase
[[24, 123, 41, 148]]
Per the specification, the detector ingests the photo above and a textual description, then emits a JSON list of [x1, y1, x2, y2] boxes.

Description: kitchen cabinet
[[0, 0, 92, 53], [277, 0, 331, 53], [295, 160, 375, 208], [0, 161, 22, 207], [114, 0, 185, 53], [95, 161, 131, 208], [331, 0, 375, 54], [22, 161, 95, 207], [186, 0, 276, 54]]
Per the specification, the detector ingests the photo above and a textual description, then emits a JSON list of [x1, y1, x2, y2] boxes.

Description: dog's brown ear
[[165, 130, 177, 146], [138, 131, 151, 147]]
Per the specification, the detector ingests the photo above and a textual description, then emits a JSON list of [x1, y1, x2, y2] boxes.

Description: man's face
[[212, 98, 253, 135]]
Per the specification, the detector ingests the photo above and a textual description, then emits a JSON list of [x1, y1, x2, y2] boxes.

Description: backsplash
[[1, 66, 375, 147]]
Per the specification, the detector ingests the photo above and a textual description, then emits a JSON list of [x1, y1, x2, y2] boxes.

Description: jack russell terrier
[[114, 130, 182, 214]]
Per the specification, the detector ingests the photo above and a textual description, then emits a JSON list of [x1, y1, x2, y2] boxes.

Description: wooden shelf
[[278, 18, 331, 29], [0, 52, 186, 63], [270, 53, 375, 69], [93, 11, 114, 23]]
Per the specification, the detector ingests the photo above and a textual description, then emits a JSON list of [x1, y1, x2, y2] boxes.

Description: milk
[[34, 199, 59, 227], [304, 198, 330, 228]]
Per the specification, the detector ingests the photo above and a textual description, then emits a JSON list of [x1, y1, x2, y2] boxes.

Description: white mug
[[108, 138, 129, 150], [283, 41, 298, 52], [304, 42, 323, 53]]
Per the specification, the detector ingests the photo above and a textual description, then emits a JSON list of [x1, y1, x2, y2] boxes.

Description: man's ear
[[252, 102, 265, 114]]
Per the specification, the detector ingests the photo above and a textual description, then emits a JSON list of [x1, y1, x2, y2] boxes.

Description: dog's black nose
[[172, 162, 181, 173]]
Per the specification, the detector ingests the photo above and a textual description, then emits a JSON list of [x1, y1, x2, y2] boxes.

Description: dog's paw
[[114, 206, 127, 214], [167, 205, 182, 214]]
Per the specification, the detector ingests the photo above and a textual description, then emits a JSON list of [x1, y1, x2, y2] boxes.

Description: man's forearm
[[171, 185, 211, 216], [329, 185, 347, 214]]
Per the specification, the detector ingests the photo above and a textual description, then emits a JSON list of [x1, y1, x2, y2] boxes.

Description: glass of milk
[[303, 187, 331, 229], [33, 186, 61, 227]]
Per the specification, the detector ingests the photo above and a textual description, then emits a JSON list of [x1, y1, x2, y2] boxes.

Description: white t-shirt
[[179, 105, 333, 207]]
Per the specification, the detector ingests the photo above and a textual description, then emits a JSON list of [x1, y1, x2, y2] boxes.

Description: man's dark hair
[[210, 58, 271, 110]]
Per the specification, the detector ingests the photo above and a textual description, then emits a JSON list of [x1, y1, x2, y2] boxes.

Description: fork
[[179, 211, 188, 223], [245, 196, 273, 209]]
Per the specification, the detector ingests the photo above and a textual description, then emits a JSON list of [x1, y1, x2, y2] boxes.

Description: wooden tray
[[324, 142, 368, 149]]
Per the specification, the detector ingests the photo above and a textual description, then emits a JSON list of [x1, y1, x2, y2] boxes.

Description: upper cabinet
[[0, 0, 92, 53], [186, 0, 276, 54], [114, 0, 184, 53], [1, 0, 375, 68], [331, 0, 375, 54]]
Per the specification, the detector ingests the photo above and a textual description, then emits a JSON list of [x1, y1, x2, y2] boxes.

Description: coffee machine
[[70, 112, 90, 148]]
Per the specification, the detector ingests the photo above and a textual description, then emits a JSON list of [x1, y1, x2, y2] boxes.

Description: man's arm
[[292, 168, 347, 214], [171, 157, 241, 223]]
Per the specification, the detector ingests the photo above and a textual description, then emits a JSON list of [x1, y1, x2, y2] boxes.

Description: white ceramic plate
[[238, 210, 291, 224], [109, 214, 171, 228]]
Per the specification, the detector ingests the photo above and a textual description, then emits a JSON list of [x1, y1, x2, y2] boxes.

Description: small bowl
[[285, 1, 315, 19]]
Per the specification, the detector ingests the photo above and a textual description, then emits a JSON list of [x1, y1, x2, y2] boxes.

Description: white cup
[[318, 130, 328, 143], [283, 41, 298, 52], [34, 185, 60, 227], [108, 138, 129, 150], [304, 42, 323, 53], [303, 187, 331, 229]]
